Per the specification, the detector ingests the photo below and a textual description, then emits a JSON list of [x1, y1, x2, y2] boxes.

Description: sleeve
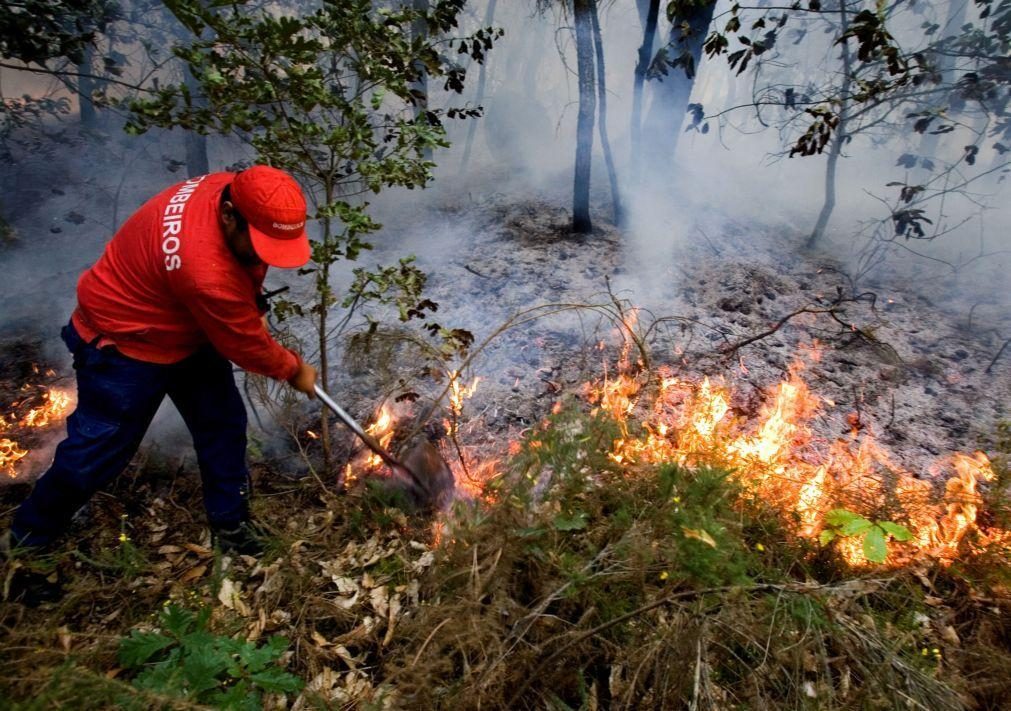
[[181, 282, 301, 382]]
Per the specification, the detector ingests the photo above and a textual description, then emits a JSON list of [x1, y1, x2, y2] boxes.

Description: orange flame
[[1, 438, 28, 478], [588, 355, 1003, 565], [2, 385, 75, 479], [365, 404, 396, 469], [444, 370, 480, 437], [21, 388, 73, 428]]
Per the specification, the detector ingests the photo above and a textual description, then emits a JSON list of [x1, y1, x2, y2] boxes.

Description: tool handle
[[314, 384, 404, 471]]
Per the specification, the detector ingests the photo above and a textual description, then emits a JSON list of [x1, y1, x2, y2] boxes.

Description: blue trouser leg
[[167, 347, 251, 529], [11, 325, 168, 547]]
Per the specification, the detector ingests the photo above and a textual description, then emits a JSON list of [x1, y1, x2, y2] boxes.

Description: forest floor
[[1, 150, 1011, 708]]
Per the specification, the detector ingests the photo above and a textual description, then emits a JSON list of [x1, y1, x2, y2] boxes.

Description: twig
[[696, 226, 722, 256], [689, 628, 704, 711], [463, 263, 490, 279], [411, 617, 453, 667], [985, 338, 1010, 374]]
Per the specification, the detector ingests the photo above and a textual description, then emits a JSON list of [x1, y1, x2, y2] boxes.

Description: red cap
[[229, 166, 310, 268]]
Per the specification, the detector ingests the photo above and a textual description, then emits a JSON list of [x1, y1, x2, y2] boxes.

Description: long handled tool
[[314, 384, 454, 510]]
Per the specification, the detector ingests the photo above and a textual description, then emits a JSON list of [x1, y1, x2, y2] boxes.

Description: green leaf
[[819, 529, 836, 546], [238, 637, 285, 673], [205, 680, 259, 710], [824, 508, 860, 528], [863, 527, 888, 563], [825, 508, 874, 537], [840, 516, 874, 537], [118, 631, 174, 667], [182, 642, 230, 693], [158, 603, 197, 636], [553, 512, 588, 531], [878, 521, 912, 541], [250, 666, 304, 693]]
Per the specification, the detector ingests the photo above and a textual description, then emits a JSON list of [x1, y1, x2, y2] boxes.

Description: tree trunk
[[183, 67, 209, 176], [636, 0, 654, 29], [572, 0, 596, 234], [589, 0, 622, 225], [641, 0, 715, 176], [412, 0, 431, 161], [460, 0, 497, 172], [807, 127, 844, 249], [318, 185, 334, 473], [77, 44, 96, 129], [808, 3, 852, 249], [631, 0, 660, 186]]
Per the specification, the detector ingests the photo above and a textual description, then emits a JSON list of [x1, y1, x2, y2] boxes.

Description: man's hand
[[288, 361, 317, 398]]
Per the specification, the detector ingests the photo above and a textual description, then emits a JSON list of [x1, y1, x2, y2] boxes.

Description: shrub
[[118, 604, 302, 709]]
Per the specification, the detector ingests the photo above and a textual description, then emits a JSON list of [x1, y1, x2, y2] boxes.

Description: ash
[[346, 168, 1009, 483]]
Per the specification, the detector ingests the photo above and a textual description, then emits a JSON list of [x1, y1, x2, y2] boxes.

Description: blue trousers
[[11, 323, 251, 547]]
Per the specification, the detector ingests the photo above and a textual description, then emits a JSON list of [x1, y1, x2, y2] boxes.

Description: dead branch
[[985, 338, 1010, 374], [719, 287, 890, 361], [463, 264, 490, 279]]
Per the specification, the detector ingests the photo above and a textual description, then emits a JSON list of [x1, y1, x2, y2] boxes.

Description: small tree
[[130, 0, 498, 469]]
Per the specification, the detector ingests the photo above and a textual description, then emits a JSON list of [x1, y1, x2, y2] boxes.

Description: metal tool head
[[393, 439, 456, 512]]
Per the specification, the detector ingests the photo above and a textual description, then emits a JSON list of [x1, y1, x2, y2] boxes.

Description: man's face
[[221, 201, 263, 267]]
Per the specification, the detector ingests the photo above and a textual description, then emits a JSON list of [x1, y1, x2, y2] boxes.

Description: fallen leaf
[[383, 593, 402, 646], [940, 625, 960, 646], [312, 629, 330, 647], [371, 585, 390, 618], [682, 527, 717, 548], [335, 645, 360, 670], [217, 578, 241, 610], [180, 564, 208, 583], [157, 545, 183, 555], [57, 626, 71, 652], [411, 551, 436, 573], [183, 543, 213, 557]]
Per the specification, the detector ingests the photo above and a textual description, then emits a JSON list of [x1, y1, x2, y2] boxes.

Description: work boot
[[2, 531, 64, 606], [211, 520, 268, 557]]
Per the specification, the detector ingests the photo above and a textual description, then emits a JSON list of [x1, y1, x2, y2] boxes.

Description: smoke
[[1, 0, 1008, 485], [427, 0, 1011, 321]]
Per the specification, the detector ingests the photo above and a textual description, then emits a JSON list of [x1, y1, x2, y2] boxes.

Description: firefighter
[[4, 165, 317, 561]]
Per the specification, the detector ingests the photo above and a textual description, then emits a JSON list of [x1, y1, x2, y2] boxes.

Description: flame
[[2, 385, 74, 479], [365, 404, 396, 469], [586, 353, 1004, 565], [20, 388, 73, 428], [444, 370, 480, 437], [1, 438, 28, 478]]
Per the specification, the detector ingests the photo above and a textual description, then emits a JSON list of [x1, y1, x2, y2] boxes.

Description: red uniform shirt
[[72, 172, 300, 381]]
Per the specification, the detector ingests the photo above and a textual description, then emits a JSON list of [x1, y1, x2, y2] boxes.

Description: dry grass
[[1, 412, 1010, 710]]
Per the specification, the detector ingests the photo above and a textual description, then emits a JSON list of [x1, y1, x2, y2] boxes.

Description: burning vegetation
[[0, 367, 73, 479], [2, 287, 1010, 711]]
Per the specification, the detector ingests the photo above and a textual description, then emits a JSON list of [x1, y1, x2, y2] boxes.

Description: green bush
[[118, 604, 302, 709]]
